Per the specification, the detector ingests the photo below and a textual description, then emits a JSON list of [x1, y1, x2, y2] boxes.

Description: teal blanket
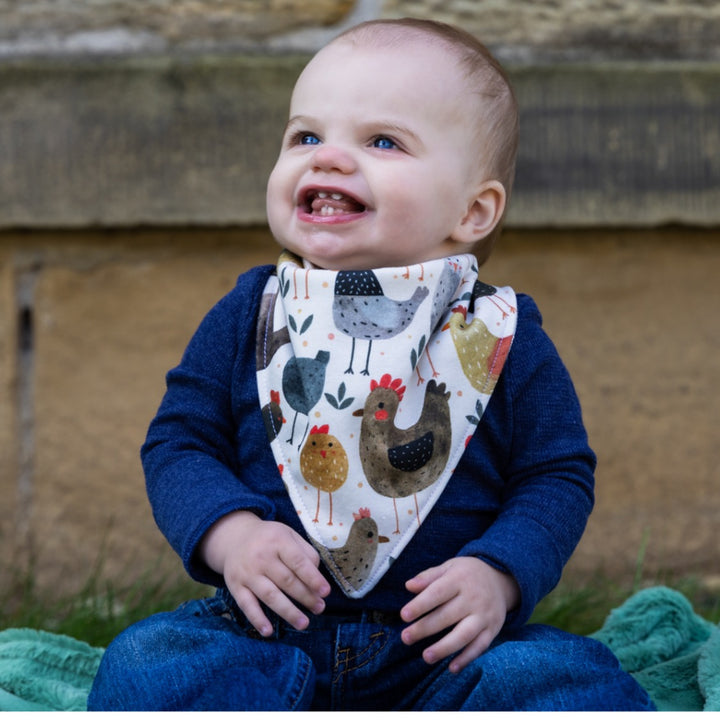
[[0, 586, 717, 711], [592, 586, 720, 711], [0, 628, 103, 711]]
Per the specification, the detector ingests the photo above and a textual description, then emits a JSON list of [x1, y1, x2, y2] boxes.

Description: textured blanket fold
[[0, 627, 104, 711], [592, 586, 720, 711]]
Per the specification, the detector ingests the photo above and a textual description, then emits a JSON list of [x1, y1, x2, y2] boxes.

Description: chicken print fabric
[[256, 251, 516, 598]]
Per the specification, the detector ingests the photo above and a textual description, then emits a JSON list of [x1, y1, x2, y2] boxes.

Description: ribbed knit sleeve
[[457, 294, 596, 627], [141, 265, 276, 586]]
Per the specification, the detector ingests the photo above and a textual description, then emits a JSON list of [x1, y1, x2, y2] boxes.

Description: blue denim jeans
[[88, 589, 654, 711]]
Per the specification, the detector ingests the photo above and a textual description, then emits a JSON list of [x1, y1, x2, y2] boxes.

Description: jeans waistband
[[321, 607, 403, 626], [215, 588, 403, 629]]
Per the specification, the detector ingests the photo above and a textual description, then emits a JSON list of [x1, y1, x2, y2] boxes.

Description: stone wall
[[1, 0, 718, 596], [3, 0, 719, 60]]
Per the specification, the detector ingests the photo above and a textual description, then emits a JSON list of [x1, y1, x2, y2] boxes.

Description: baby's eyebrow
[[368, 121, 421, 142], [284, 115, 314, 131]]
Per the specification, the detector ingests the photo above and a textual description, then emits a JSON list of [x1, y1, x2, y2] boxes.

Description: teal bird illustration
[[282, 350, 330, 447]]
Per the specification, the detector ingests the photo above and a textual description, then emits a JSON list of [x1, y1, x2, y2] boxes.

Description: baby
[[88, 18, 654, 711]]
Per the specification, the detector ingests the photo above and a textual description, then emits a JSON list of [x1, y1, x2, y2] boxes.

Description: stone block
[[0, 252, 19, 576], [24, 230, 278, 593], [0, 0, 355, 51], [1, 56, 718, 230], [484, 229, 720, 581], [381, 0, 720, 61], [0, 55, 299, 228], [510, 63, 720, 226]]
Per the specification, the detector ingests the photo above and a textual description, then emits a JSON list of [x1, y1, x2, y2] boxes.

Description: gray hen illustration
[[333, 270, 429, 375]]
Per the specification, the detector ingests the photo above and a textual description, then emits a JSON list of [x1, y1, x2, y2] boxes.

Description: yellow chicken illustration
[[299, 425, 348, 525], [443, 306, 513, 394]]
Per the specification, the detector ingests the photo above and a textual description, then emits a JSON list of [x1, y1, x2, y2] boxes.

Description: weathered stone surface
[[3, 0, 718, 61], [510, 63, 720, 226], [23, 230, 277, 591], [491, 230, 720, 577], [1, 227, 718, 593], [1, 57, 719, 229], [0, 252, 19, 578], [484, 229, 720, 581], [381, 0, 720, 61], [0, 0, 355, 54], [0, 55, 299, 228]]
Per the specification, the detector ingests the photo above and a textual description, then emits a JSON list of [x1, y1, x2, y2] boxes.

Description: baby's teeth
[[317, 191, 328, 199], [331, 193, 343, 200]]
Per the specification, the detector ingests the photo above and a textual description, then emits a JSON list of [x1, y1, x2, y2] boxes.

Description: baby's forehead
[[329, 26, 456, 61], [312, 30, 471, 94]]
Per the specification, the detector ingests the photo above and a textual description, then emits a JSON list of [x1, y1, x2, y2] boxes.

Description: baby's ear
[[452, 180, 506, 245]]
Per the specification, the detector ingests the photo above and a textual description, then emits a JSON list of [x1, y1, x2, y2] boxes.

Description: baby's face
[[266, 36, 485, 270]]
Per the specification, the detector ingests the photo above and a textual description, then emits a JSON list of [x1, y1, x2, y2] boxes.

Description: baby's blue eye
[[373, 136, 397, 150], [300, 133, 321, 145]]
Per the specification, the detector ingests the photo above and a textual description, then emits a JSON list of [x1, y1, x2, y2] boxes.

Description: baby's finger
[[421, 615, 486, 667], [279, 543, 331, 600], [446, 628, 494, 673], [404, 563, 445, 594], [268, 565, 327, 617], [249, 574, 312, 631], [401, 598, 459, 646], [401, 576, 454, 625], [230, 583, 274, 637]]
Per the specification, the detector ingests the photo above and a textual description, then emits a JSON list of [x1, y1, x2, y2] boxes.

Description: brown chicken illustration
[[299, 424, 348, 525], [443, 306, 513, 393], [327, 508, 389, 591], [353, 374, 451, 533]]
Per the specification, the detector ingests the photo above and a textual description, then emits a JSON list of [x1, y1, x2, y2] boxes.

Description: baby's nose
[[311, 143, 356, 174]]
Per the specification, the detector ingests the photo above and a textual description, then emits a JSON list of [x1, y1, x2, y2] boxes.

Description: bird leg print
[[256, 252, 516, 598]]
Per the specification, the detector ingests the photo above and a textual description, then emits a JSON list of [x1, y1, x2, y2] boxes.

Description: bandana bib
[[256, 251, 516, 597]]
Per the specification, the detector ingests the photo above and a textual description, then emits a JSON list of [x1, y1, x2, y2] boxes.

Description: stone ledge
[[1, 54, 718, 229]]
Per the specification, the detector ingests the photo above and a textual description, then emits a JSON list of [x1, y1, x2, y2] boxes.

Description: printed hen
[[333, 270, 429, 375], [261, 389, 285, 441], [299, 424, 348, 525], [354, 374, 451, 533], [443, 306, 513, 393], [327, 508, 389, 591], [282, 350, 330, 447]]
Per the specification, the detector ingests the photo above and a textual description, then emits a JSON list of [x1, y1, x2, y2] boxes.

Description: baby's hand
[[400, 557, 519, 673], [199, 510, 331, 637]]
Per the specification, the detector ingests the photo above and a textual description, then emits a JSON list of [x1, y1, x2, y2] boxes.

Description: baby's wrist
[[198, 510, 261, 573]]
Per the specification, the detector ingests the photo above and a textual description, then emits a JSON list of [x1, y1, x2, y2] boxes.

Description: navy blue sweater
[[141, 264, 595, 627]]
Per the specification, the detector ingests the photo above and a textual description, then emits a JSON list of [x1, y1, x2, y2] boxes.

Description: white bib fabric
[[256, 251, 517, 597]]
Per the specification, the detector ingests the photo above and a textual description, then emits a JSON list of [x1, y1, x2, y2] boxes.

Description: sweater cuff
[[458, 516, 565, 628]]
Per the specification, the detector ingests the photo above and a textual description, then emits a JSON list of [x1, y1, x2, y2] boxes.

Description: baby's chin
[[277, 236, 371, 271]]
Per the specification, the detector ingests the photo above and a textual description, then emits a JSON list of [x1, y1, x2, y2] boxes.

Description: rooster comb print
[[309, 424, 329, 435], [353, 507, 372, 521], [370, 374, 406, 401]]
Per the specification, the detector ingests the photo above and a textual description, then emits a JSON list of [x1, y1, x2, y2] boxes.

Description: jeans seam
[[333, 630, 388, 684], [286, 651, 315, 711]]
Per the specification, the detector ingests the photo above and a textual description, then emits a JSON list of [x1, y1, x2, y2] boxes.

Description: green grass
[[531, 572, 720, 637], [0, 560, 208, 648], [1, 559, 718, 648]]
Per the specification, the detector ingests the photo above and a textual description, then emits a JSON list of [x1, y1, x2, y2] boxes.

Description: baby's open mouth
[[304, 190, 366, 217]]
